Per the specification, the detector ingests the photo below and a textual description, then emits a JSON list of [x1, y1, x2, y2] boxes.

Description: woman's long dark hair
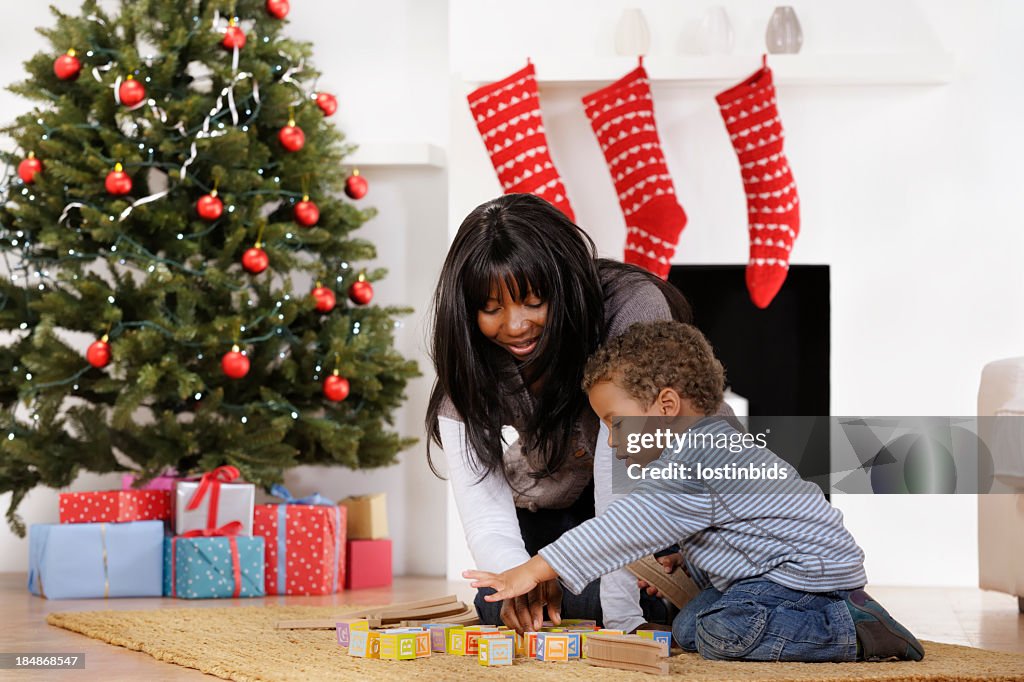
[[426, 193, 691, 483]]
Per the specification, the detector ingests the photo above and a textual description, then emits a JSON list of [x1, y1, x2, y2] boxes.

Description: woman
[[426, 193, 702, 632]]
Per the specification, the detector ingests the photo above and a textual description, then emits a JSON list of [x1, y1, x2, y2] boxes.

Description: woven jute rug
[[47, 605, 1024, 681]]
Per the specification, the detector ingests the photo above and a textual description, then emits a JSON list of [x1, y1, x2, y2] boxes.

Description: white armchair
[[977, 357, 1024, 613]]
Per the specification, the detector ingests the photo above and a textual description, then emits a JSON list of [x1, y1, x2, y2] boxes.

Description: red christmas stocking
[[716, 57, 800, 309], [582, 61, 687, 279], [467, 62, 575, 221]]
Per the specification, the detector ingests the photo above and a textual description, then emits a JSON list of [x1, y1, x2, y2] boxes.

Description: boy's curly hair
[[583, 321, 725, 414]]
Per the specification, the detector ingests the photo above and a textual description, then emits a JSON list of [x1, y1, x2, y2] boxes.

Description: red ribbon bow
[[172, 520, 245, 598], [185, 465, 240, 530]]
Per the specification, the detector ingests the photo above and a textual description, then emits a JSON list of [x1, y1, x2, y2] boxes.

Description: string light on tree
[[221, 345, 250, 379], [105, 163, 132, 195], [118, 75, 146, 107], [53, 48, 81, 80], [348, 272, 373, 305], [344, 169, 368, 199], [315, 92, 337, 116], [86, 335, 111, 368], [17, 152, 42, 184], [266, 0, 290, 19]]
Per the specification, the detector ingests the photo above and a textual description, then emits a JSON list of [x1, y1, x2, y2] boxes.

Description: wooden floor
[[0, 573, 1021, 680]]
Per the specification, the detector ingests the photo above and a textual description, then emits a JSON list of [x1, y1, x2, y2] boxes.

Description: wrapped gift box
[[173, 466, 254, 535], [345, 538, 391, 590], [338, 493, 388, 539], [122, 473, 179, 491], [253, 503, 346, 595], [28, 521, 164, 599], [59, 490, 171, 524], [163, 535, 265, 599]]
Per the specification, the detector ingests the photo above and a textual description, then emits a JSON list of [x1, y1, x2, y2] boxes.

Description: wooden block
[[422, 623, 460, 652], [275, 594, 459, 629], [636, 629, 673, 655], [347, 630, 380, 658], [379, 629, 424, 660], [478, 635, 514, 666], [626, 555, 700, 609], [535, 633, 570, 662], [584, 633, 669, 675], [335, 619, 369, 647]]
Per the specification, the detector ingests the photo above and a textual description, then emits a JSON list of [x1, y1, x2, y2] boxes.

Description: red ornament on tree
[[53, 49, 81, 81], [118, 75, 146, 107], [221, 345, 250, 379], [348, 273, 374, 305], [323, 373, 350, 402], [86, 335, 111, 368], [315, 92, 337, 117], [294, 195, 319, 227], [266, 0, 290, 19], [222, 19, 246, 50], [344, 169, 368, 200], [105, 163, 132, 195], [242, 246, 269, 274], [311, 285, 336, 313], [278, 119, 305, 152], [196, 190, 223, 221], [18, 152, 43, 184]]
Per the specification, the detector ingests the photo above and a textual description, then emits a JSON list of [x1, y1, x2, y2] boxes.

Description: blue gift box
[[163, 535, 265, 598], [28, 520, 164, 599]]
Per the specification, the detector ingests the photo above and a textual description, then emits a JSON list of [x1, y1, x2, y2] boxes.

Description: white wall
[[446, 0, 1024, 586], [0, 0, 451, 576]]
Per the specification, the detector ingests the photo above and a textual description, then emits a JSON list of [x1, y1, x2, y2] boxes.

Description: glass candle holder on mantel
[[766, 6, 803, 54]]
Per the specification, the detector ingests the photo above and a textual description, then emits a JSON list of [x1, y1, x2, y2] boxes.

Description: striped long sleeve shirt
[[538, 417, 867, 595]]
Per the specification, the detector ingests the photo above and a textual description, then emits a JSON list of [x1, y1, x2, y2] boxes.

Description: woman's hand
[[464, 556, 560, 633]]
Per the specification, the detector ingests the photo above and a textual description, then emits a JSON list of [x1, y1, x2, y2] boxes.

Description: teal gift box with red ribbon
[[252, 485, 346, 595], [163, 522, 265, 599]]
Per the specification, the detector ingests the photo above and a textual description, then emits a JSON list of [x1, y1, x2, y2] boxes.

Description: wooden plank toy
[[347, 630, 380, 659], [581, 629, 624, 658], [636, 629, 673, 655], [584, 633, 669, 675], [276, 594, 459, 630], [335, 619, 369, 647], [535, 632, 570, 662], [478, 635, 514, 666]]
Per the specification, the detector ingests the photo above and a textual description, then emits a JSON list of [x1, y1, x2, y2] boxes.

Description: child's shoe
[[844, 590, 925, 661]]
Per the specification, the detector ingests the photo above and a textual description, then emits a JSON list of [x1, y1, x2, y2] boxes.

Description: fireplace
[[668, 265, 831, 483]]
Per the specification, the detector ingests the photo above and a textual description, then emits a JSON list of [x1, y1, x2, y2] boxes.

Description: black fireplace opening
[[668, 264, 831, 484]]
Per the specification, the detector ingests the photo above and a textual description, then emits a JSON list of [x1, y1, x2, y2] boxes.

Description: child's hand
[[463, 555, 557, 603], [637, 552, 685, 597]]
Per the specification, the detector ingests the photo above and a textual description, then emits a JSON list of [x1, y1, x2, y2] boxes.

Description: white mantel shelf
[[461, 53, 955, 87], [345, 143, 447, 168]]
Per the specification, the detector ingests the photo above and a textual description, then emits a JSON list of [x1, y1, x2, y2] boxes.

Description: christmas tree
[[0, 0, 419, 535]]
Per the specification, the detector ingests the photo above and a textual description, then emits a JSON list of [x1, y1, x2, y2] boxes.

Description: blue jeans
[[672, 578, 859, 662]]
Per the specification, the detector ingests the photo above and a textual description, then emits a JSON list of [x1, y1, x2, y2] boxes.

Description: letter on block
[[336, 619, 369, 647], [347, 630, 380, 659], [447, 627, 468, 655], [637, 629, 672, 655], [463, 626, 499, 657], [415, 631, 431, 658], [535, 633, 570, 662], [379, 631, 419, 660], [478, 636, 514, 666]]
